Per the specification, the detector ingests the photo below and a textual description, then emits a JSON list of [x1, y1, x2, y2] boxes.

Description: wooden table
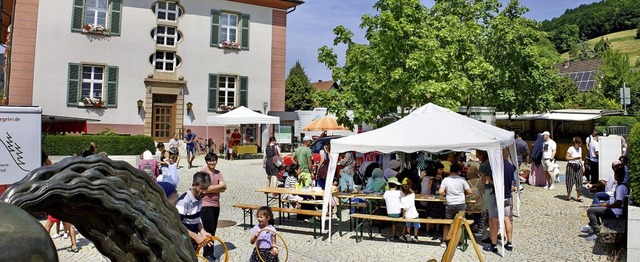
[[233, 145, 258, 157], [255, 187, 327, 224]]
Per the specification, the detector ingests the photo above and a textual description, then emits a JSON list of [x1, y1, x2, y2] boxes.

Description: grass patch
[[561, 29, 640, 66]]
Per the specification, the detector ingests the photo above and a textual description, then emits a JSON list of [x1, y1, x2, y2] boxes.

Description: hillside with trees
[[541, 0, 640, 53]]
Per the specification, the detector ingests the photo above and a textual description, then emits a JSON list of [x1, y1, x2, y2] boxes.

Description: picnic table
[[255, 187, 327, 224]]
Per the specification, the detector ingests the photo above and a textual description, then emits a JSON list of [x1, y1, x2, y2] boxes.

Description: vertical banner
[[0, 107, 42, 184]]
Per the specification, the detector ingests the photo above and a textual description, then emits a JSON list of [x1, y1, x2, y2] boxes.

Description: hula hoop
[[255, 227, 289, 262], [195, 236, 229, 262]]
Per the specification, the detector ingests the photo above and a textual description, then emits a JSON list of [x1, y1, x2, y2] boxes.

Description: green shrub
[[628, 123, 640, 206], [606, 116, 638, 127], [595, 116, 611, 126], [97, 127, 118, 136], [43, 135, 156, 156]]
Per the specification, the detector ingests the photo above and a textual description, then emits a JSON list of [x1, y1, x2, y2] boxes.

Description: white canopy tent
[[206, 106, 280, 152], [321, 103, 518, 256]]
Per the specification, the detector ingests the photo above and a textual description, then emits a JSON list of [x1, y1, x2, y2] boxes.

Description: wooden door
[[152, 104, 174, 140]]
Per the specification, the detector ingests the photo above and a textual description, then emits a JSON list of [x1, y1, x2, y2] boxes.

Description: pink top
[[201, 167, 224, 207]]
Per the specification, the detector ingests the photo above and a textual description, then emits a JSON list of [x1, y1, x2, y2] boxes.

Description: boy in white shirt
[[439, 164, 472, 247], [383, 177, 404, 241], [401, 185, 420, 242]]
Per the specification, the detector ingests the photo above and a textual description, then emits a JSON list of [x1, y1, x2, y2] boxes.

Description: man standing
[[587, 133, 600, 187], [293, 137, 314, 177], [200, 153, 227, 262], [184, 129, 197, 169], [541, 131, 557, 190], [514, 131, 530, 168]]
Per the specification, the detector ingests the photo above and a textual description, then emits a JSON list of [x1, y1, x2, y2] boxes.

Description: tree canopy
[[284, 61, 315, 111], [317, 0, 559, 127]]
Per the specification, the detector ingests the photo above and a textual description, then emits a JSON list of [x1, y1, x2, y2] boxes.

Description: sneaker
[[585, 234, 598, 241], [505, 242, 513, 251], [483, 244, 498, 253], [440, 241, 447, 247], [52, 232, 64, 239], [548, 184, 555, 190], [481, 237, 492, 244], [412, 236, 419, 243], [398, 235, 407, 242], [63, 233, 69, 239], [581, 225, 591, 233], [543, 185, 549, 190], [473, 232, 483, 238]]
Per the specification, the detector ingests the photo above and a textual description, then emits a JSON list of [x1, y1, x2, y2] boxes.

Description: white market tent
[[321, 103, 518, 255], [206, 106, 280, 125]]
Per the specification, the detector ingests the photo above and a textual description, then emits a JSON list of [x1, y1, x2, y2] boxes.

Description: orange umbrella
[[303, 116, 350, 131]]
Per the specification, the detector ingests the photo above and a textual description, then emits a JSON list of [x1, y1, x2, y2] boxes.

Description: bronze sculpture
[[1, 155, 197, 261], [0, 201, 59, 261]]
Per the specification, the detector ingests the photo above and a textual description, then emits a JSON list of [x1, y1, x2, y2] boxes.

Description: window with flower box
[[71, 0, 122, 36], [151, 26, 182, 46], [210, 10, 250, 50], [149, 51, 181, 72], [153, 1, 183, 22], [67, 63, 118, 108], [208, 74, 248, 112]]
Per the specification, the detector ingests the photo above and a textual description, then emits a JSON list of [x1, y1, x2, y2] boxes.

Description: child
[[295, 164, 312, 189], [250, 206, 279, 262], [157, 154, 179, 188], [383, 177, 405, 241], [282, 164, 304, 207], [176, 172, 212, 250], [401, 184, 420, 242]]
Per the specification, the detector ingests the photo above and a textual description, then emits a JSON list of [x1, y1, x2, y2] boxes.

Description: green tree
[[284, 61, 315, 111], [551, 76, 621, 110], [599, 49, 631, 99], [550, 24, 580, 53], [593, 37, 612, 57], [569, 40, 595, 60]]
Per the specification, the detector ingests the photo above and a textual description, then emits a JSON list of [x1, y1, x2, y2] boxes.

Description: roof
[[556, 59, 601, 74], [311, 80, 338, 92], [207, 106, 280, 125], [268, 111, 299, 121], [227, 0, 303, 10]]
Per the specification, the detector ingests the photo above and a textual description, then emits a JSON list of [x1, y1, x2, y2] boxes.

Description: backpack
[[142, 161, 153, 178]]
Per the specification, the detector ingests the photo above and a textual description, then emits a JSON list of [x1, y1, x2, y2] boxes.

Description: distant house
[[555, 59, 601, 91], [311, 80, 338, 92]]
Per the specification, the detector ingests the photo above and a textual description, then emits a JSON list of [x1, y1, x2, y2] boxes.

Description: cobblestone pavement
[[45, 156, 618, 261]]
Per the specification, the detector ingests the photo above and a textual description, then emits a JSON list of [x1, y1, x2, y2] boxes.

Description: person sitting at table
[[282, 164, 304, 207], [424, 162, 446, 238], [292, 164, 314, 221], [383, 177, 405, 241], [365, 168, 387, 193]]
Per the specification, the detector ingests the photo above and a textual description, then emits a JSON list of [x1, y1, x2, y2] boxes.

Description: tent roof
[[331, 103, 515, 154], [537, 112, 600, 121], [206, 106, 280, 125]]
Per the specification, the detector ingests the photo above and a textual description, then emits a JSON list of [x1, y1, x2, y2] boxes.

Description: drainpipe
[[287, 6, 297, 14]]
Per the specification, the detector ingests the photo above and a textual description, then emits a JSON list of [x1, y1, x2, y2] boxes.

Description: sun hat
[[389, 159, 401, 170], [542, 131, 550, 136], [388, 177, 401, 185], [142, 150, 154, 160]]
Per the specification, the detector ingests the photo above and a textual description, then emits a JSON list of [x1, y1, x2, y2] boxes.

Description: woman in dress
[[263, 136, 281, 187]]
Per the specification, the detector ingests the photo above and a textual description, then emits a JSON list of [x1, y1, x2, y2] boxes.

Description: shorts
[[186, 145, 195, 155], [47, 215, 60, 223], [405, 221, 421, 228], [488, 197, 512, 219], [542, 159, 554, 172], [445, 203, 466, 219], [388, 213, 401, 218]]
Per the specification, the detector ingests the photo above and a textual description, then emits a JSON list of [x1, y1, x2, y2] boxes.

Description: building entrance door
[[152, 94, 177, 141]]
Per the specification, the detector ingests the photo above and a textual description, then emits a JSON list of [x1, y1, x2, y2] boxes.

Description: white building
[[5, 0, 302, 142]]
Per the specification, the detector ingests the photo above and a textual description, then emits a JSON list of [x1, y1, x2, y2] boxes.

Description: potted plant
[[82, 24, 110, 34], [218, 40, 240, 49], [81, 97, 106, 108]]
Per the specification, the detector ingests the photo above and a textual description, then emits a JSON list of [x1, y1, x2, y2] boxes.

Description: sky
[[285, 0, 598, 82]]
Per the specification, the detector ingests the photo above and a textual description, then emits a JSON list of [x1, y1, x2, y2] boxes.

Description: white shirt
[[589, 140, 599, 162], [440, 175, 470, 205], [542, 139, 557, 159], [383, 189, 403, 215], [401, 193, 419, 219], [157, 162, 179, 188], [567, 146, 582, 164]]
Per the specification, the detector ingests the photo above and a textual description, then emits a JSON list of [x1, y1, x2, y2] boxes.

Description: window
[[81, 66, 105, 101], [72, 0, 122, 35], [220, 13, 238, 43], [67, 63, 119, 108], [152, 26, 181, 46], [149, 51, 181, 72], [218, 76, 236, 108], [211, 10, 250, 49], [153, 1, 183, 21]]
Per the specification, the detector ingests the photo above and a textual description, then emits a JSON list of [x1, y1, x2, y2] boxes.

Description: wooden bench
[[233, 204, 323, 239], [350, 213, 474, 246]]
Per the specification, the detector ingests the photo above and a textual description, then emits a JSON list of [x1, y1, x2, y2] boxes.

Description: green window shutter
[[67, 63, 81, 106], [71, 0, 85, 32], [240, 14, 250, 50], [239, 76, 248, 107], [109, 0, 122, 36], [106, 66, 118, 108], [208, 74, 219, 111], [210, 10, 221, 47]]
